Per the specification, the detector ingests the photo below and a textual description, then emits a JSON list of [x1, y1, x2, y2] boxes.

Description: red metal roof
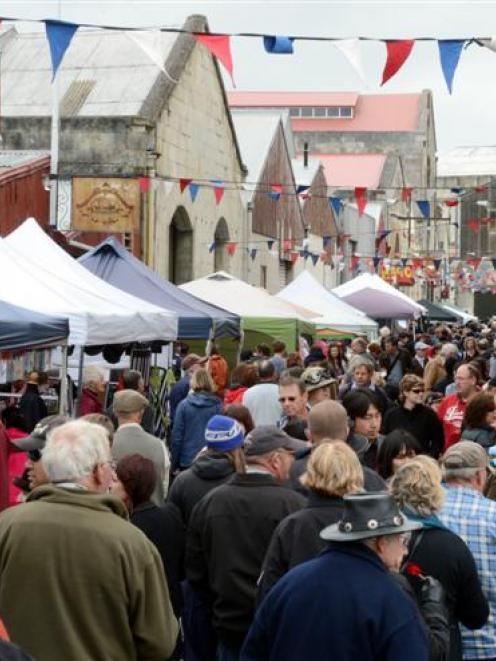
[[228, 91, 359, 107], [228, 92, 421, 132], [312, 154, 387, 188]]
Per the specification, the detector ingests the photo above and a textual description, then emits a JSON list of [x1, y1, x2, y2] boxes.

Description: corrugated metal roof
[[228, 91, 359, 107], [317, 153, 387, 188], [0, 28, 178, 118], [437, 147, 496, 177], [0, 150, 49, 168]]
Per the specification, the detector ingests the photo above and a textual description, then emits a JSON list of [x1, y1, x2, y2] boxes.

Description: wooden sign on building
[[72, 178, 140, 232]]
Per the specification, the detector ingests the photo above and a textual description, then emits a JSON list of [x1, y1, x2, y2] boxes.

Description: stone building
[[0, 16, 247, 284]]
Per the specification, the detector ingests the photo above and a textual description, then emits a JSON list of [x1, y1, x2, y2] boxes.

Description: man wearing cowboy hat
[[241, 492, 429, 661], [301, 367, 336, 408]]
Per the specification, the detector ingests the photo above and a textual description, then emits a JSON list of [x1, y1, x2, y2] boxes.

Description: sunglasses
[[28, 449, 42, 462], [410, 389, 425, 394]]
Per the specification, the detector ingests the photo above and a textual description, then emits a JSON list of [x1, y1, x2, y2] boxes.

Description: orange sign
[[72, 178, 140, 232], [380, 264, 415, 286]]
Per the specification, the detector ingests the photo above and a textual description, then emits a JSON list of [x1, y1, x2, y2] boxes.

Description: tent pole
[[59, 344, 68, 416], [75, 347, 85, 417]]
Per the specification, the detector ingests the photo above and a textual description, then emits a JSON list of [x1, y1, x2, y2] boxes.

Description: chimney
[[303, 142, 309, 168]]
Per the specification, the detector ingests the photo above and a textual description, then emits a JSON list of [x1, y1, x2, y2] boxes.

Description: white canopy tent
[[5, 219, 177, 345], [440, 303, 478, 324], [333, 273, 426, 320], [277, 271, 378, 336]]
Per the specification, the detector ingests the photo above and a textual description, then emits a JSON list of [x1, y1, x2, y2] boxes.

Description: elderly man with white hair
[[0, 420, 178, 661]]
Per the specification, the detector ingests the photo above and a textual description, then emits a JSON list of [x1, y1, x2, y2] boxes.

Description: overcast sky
[[2, 0, 496, 150]]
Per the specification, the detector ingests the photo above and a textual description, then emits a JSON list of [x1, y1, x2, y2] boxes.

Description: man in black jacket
[[185, 427, 305, 658], [382, 336, 412, 401]]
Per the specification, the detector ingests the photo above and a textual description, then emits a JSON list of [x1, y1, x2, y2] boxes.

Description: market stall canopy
[[0, 300, 69, 351], [417, 299, 460, 322], [2, 220, 177, 345], [78, 236, 240, 340], [277, 270, 377, 335], [440, 303, 478, 324], [333, 273, 426, 320], [180, 271, 317, 348]]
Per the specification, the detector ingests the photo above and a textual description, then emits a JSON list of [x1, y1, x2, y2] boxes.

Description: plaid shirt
[[439, 485, 496, 660]]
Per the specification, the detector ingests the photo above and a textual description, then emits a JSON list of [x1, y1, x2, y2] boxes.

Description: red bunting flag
[[226, 242, 237, 256], [444, 199, 459, 207], [381, 40, 415, 85], [355, 187, 367, 217], [138, 176, 150, 193], [468, 218, 481, 234], [283, 239, 292, 252], [467, 257, 481, 270], [474, 185, 487, 193], [271, 184, 283, 194], [194, 34, 235, 85], [350, 255, 360, 271], [179, 178, 192, 193], [214, 186, 225, 205], [412, 258, 423, 270], [290, 250, 299, 264], [401, 187, 412, 203]]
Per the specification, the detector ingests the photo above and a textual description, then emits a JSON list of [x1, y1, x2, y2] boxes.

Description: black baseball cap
[[11, 415, 69, 452], [244, 426, 307, 456]]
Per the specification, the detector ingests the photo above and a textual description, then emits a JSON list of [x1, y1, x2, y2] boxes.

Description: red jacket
[[224, 387, 247, 407], [80, 388, 103, 416], [437, 393, 467, 449]]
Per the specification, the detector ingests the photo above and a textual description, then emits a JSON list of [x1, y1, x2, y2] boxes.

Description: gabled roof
[[437, 146, 496, 177], [317, 154, 387, 188], [229, 91, 421, 133]]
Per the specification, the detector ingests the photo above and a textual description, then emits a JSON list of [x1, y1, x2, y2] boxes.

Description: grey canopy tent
[[0, 300, 68, 351], [79, 237, 241, 339], [417, 299, 461, 323]]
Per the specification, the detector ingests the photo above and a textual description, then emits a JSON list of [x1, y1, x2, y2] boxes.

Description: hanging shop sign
[[380, 264, 415, 286], [72, 178, 140, 232]]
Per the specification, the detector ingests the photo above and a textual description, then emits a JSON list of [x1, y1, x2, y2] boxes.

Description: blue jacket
[[171, 392, 222, 470], [169, 376, 190, 425], [242, 542, 429, 661]]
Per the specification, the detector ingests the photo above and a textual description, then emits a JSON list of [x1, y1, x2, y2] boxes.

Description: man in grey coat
[[112, 390, 170, 504]]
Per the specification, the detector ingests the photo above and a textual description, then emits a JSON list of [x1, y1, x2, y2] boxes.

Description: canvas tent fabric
[[2, 220, 177, 345], [277, 270, 377, 336], [333, 273, 426, 320], [440, 303, 477, 324], [78, 236, 240, 340], [0, 300, 69, 351], [180, 271, 317, 349], [417, 299, 460, 323]]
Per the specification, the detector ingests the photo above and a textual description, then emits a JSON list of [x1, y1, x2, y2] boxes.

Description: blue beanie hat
[[205, 415, 244, 452]]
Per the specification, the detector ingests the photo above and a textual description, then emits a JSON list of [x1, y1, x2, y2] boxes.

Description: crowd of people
[[1, 319, 496, 659]]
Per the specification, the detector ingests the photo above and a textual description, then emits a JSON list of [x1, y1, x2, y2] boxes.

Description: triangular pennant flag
[[296, 185, 310, 195], [322, 235, 332, 249], [290, 250, 299, 264], [333, 39, 366, 84], [194, 34, 235, 85], [412, 258, 423, 269], [416, 200, 430, 218], [283, 239, 292, 252], [162, 180, 175, 196], [491, 258, 496, 270], [450, 187, 465, 195], [179, 178, 192, 193], [401, 258, 408, 268], [311, 253, 319, 266], [45, 20, 78, 80], [468, 218, 481, 234], [226, 242, 237, 256], [444, 199, 459, 207], [263, 35, 294, 54], [329, 196, 343, 217], [250, 248, 257, 261], [474, 185, 487, 193], [211, 179, 225, 205], [438, 40, 465, 93], [268, 184, 282, 201], [138, 176, 150, 193], [267, 239, 275, 250], [355, 187, 367, 216], [373, 256, 381, 270], [401, 187, 412, 203], [381, 40, 415, 85], [208, 241, 216, 253], [433, 258, 442, 271], [189, 183, 200, 202], [127, 30, 179, 83]]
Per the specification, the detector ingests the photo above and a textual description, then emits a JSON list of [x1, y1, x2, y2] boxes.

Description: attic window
[[288, 106, 354, 119], [60, 80, 96, 117]]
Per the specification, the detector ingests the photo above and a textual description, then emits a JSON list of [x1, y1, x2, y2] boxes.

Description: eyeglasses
[[27, 449, 42, 462], [410, 388, 425, 394]]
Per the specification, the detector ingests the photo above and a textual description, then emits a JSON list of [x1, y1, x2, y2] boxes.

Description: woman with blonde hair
[[382, 374, 444, 458], [170, 368, 223, 472], [391, 457, 488, 661], [258, 441, 363, 600]]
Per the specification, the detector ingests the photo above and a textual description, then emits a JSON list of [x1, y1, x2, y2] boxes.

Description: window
[[327, 107, 339, 117], [301, 107, 313, 117], [340, 106, 352, 117], [289, 107, 300, 117], [314, 107, 326, 117], [260, 265, 268, 289]]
